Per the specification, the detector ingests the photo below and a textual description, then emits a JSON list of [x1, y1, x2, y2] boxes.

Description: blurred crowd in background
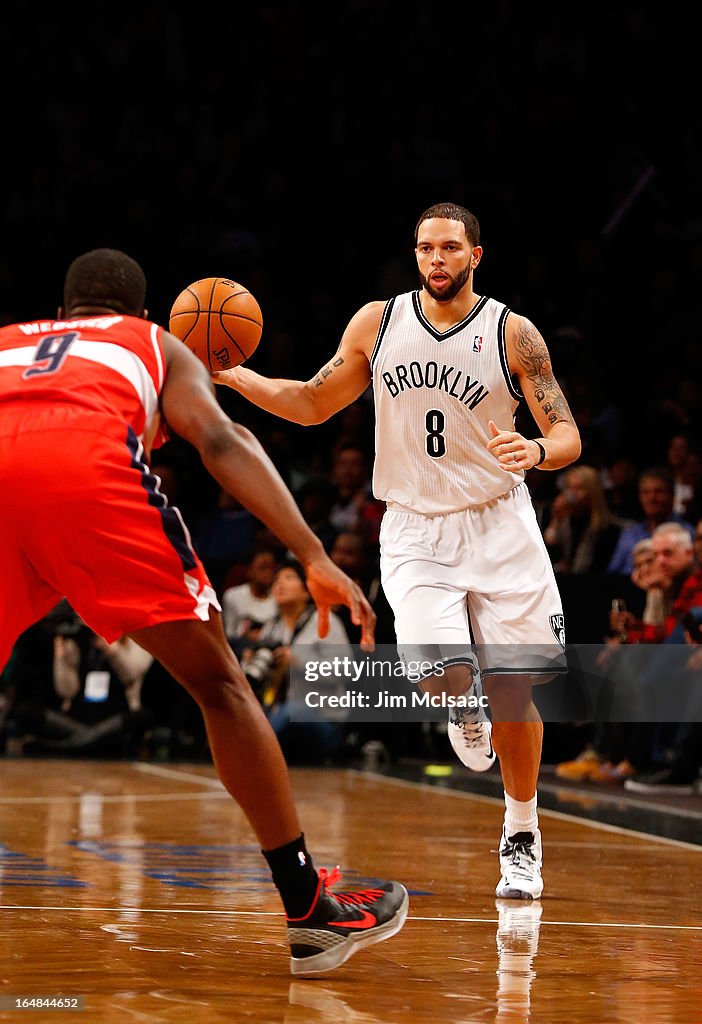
[[1, 5, 701, 792]]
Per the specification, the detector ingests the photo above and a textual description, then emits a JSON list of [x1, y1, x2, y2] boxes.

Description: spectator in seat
[[15, 607, 154, 758], [241, 562, 353, 764], [607, 467, 695, 577], [328, 440, 384, 546], [221, 547, 279, 654], [666, 433, 693, 516], [623, 608, 702, 795], [607, 524, 697, 645], [191, 486, 258, 596], [601, 456, 640, 522], [543, 464, 625, 574]]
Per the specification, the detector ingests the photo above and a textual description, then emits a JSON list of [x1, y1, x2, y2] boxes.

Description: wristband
[[533, 440, 546, 466]]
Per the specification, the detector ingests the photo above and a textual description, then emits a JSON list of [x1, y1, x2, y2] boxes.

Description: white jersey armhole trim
[[150, 323, 165, 390], [369, 297, 396, 370], [498, 306, 523, 401]]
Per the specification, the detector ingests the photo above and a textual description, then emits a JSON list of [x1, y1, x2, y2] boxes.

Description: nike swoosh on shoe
[[334, 910, 378, 929]]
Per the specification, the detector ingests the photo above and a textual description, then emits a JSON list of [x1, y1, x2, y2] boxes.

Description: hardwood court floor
[[0, 758, 700, 1023]]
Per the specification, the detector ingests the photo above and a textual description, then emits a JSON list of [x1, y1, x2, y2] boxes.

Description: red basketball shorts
[[1, 409, 220, 673]]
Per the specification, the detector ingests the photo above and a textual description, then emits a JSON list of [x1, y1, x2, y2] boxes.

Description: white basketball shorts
[[379, 483, 566, 679]]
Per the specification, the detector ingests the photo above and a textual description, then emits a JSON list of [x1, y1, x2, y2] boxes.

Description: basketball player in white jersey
[[214, 203, 581, 899]]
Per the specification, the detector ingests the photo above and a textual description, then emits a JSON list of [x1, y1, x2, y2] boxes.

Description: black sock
[[262, 833, 319, 918]]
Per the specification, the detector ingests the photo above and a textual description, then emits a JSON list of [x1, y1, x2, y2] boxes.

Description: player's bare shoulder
[[342, 301, 387, 359], [311, 300, 385, 391], [505, 311, 576, 427], [505, 313, 553, 380]]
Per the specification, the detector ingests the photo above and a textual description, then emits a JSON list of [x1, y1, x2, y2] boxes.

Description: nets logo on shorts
[[549, 613, 566, 647]]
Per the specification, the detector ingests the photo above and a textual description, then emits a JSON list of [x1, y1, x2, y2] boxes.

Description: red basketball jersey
[[0, 313, 219, 662], [0, 314, 167, 452]]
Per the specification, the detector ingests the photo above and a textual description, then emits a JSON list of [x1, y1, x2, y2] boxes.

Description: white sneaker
[[447, 676, 495, 771], [495, 827, 543, 900]]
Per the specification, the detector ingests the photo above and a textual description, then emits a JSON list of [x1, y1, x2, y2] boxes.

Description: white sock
[[504, 792, 538, 837]]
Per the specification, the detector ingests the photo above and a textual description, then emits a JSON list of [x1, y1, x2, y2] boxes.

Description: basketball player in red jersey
[[0, 249, 408, 974], [214, 204, 582, 900]]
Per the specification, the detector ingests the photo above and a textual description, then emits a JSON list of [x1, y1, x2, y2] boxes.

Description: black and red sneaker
[[287, 867, 409, 974]]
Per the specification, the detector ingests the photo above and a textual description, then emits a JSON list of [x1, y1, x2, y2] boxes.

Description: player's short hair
[[415, 203, 480, 247], [63, 248, 147, 316]]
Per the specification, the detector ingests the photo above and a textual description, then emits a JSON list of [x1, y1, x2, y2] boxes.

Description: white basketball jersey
[[371, 290, 524, 514]]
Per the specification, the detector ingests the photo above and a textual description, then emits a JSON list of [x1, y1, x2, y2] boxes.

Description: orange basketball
[[169, 277, 263, 371]]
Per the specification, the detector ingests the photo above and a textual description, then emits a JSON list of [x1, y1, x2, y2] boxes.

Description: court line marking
[[7, 764, 695, 853], [412, 916, 702, 931], [133, 764, 225, 788], [436, 837, 670, 850], [538, 776, 702, 821], [135, 761, 702, 836], [0, 792, 230, 805], [347, 770, 702, 853], [137, 763, 702, 854], [0, 905, 699, 931]]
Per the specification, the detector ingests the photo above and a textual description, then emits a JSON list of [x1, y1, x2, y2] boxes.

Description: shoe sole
[[451, 753, 496, 773], [289, 887, 409, 975], [495, 883, 543, 901]]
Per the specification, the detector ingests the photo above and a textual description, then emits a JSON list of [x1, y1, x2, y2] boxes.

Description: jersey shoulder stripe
[[0, 339, 160, 419]]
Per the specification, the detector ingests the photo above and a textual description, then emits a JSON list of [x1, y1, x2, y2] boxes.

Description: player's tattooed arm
[[513, 319, 575, 426], [313, 355, 344, 388], [498, 313, 581, 469]]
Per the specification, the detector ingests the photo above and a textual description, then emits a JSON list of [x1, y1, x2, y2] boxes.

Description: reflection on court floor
[[0, 759, 700, 1023]]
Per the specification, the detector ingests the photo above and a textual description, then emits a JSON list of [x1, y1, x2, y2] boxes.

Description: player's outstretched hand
[[304, 554, 376, 652], [211, 369, 239, 388]]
